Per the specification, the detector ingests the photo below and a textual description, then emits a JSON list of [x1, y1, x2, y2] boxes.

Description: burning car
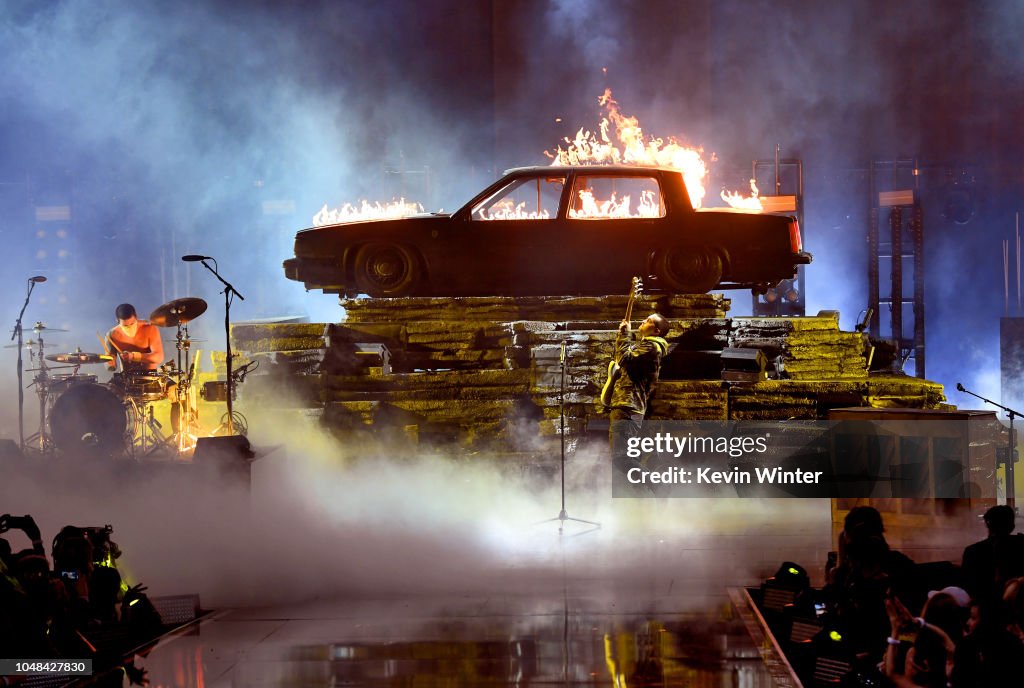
[[283, 165, 811, 297]]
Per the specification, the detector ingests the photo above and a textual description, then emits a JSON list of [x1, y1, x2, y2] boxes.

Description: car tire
[[352, 242, 422, 297], [655, 246, 723, 293]]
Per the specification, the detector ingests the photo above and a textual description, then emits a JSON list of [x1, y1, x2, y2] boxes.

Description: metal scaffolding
[[868, 159, 926, 378]]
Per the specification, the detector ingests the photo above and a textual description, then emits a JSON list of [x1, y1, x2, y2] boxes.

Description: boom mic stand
[[957, 382, 1019, 510], [194, 257, 244, 435], [11, 277, 42, 452], [539, 340, 600, 536]]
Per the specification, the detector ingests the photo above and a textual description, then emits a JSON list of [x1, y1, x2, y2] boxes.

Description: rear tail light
[[789, 219, 803, 253]]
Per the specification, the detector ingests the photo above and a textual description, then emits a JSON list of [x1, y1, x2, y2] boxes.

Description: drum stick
[[98, 331, 121, 354], [98, 332, 122, 372]]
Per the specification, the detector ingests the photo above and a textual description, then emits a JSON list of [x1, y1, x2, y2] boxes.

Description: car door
[[554, 171, 666, 295], [465, 172, 568, 295]]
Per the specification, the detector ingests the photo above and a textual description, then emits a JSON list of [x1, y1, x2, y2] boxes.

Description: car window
[[472, 175, 566, 220], [568, 175, 665, 219]]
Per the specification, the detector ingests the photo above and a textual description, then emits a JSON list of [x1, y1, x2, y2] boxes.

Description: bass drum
[[50, 382, 130, 458]]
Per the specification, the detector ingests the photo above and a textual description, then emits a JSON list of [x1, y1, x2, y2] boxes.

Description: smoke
[[0, 0, 496, 317], [2, 430, 831, 608], [2, 384, 831, 606], [545, 0, 620, 69]]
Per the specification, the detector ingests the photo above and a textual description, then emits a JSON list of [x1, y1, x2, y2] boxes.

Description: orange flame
[[313, 198, 424, 226], [548, 89, 709, 208], [720, 179, 763, 211], [569, 189, 660, 219], [477, 201, 551, 220]]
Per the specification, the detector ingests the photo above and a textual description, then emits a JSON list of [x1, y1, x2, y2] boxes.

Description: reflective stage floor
[[139, 587, 778, 687], [131, 493, 836, 688]]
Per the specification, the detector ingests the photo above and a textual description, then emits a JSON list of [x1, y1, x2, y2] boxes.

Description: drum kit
[[14, 298, 211, 459]]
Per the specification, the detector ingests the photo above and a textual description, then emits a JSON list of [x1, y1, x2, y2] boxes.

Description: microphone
[[231, 360, 257, 383], [29, 276, 47, 283], [956, 382, 965, 392], [181, 255, 212, 262]]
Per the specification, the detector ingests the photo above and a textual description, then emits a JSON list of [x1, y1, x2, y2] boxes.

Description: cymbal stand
[[173, 322, 197, 454], [11, 278, 41, 451], [135, 398, 174, 457], [23, 337, 53, 454]]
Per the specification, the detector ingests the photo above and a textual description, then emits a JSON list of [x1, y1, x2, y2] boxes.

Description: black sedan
[[284, 165, 811, 297]]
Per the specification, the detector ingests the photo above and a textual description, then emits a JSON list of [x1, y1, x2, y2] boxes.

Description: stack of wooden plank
[[340, 293, 729, 322], [648, 380, 729, 420], [227, 296, 948, 452], [730, 315, 870, 381]]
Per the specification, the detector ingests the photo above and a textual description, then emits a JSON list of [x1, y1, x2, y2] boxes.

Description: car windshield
[[471, 175, 566, 220]]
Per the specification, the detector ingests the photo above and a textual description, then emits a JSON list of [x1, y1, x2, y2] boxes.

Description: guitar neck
[[612, 278, 643, 360], [613, 294, 638, 356]]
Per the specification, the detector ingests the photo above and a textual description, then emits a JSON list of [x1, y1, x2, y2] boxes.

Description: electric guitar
[[600, 276, 643, 407]]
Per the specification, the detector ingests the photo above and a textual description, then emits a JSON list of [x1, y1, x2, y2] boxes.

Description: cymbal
[[45, 351, 115, 364], [150, 297, 208, 327], [4, 339, 57, 349], [32, 322, 69, 333]]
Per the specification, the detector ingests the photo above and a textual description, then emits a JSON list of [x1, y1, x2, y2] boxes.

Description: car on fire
[[283, 165, 811, 297]]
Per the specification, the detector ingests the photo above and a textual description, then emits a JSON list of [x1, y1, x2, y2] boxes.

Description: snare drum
[[112, 372, 168, 402]]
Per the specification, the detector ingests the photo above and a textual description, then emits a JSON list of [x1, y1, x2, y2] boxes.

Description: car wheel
[[655, 246, 723, 293], [353, 242, 422, 297]]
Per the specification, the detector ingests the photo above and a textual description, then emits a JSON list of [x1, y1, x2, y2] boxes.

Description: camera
[[59, 570, 79, 581], [0, 514, 29, 534]]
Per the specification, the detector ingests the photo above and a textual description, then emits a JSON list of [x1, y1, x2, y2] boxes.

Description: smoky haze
[[2, 0, 1024, 602], [1, 404, 830, 607]]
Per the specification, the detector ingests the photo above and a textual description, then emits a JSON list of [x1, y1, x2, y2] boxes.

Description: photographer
[[1, 514, 61, 657], [51, 526, 96, 630]]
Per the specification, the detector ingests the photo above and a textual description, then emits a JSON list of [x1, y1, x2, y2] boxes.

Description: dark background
[[2, 0, 1023, 423]]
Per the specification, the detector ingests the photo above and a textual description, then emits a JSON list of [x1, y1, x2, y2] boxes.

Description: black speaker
[[193, 435, 254, 463], [720, 347, 768, 382], [721, 347, 767, 368], [0, 439, 24, 462], [193, 436, 255, 488]]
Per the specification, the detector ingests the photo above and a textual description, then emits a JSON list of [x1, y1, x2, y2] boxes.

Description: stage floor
[[137, 587, 780, 687], [128, 491, 835, 687]]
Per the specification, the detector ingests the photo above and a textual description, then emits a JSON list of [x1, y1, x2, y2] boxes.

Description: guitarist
[[608, 313, 670, 472]]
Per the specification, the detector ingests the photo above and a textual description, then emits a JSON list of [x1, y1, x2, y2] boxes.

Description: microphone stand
[[11, 279, 39, 452], [538, 340, 600, 536], [957, 382, 1019, 510], [196, 259, 244, 435]]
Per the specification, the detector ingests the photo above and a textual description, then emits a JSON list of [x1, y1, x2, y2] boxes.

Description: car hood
[[293, 213, 454, 257], [298, 212, 452, 233]]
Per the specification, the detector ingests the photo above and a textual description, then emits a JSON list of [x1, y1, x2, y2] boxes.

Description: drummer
[[105, 304, 164, 373]]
